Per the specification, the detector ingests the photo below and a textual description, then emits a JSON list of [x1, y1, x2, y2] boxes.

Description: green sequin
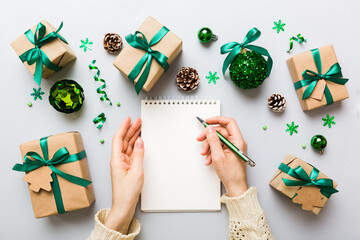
[[49, 79, 85, 113], [229, 51, 268, 89]]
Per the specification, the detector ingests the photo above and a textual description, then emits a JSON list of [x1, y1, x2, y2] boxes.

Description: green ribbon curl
[[93, 113, 106, 129], [12, 136, 91, 214], [125, 26, 170, 95], [286, 34, 306, 53], [294, 48, 348, 105], [279, 163, 338, 199], [89, 60, 112, 105], [19, 22, 67, 86], [220, 27, 273, 77]]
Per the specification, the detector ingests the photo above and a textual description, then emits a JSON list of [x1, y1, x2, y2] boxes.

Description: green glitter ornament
[[229, 50, 268, 89], [49, 79, 85, 113], [311, 135, 327, 154]]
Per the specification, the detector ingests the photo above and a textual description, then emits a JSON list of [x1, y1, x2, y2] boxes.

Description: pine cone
[[268, 94, 287, 112], [103, 33, 123, 53], [176, 67, 200, 92]]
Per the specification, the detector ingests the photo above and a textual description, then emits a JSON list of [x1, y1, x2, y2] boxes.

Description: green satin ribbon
[[279, 163, 338, 199], [294, 48, 348, 105], [19, 22, 67, 86], [93, 112, 106, 129], [220, 27, 273, 77], [12, 136, 91, 214], [286, 34, 306, 53], [89, 60, 112, 105], [125, 26, 170, 95]]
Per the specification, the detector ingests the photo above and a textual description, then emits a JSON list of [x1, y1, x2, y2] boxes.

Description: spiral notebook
[[141, 98, 221, 212]]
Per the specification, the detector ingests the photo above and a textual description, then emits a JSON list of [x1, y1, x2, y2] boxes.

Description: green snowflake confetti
[[30, 87, 44, 101], [80, 38, 93, 52], [206, 71, 219, 84], [322, 114, 336, 128], [273, 20, 286, 33], [286, 121, 299, 136]]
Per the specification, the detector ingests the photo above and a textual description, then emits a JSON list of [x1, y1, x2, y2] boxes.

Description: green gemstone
[[229, 51, 268, 89], [198, 27, 213, 43], [100, 139, 105, 144], [27, 102, 32, 107], [49, 79, 85, 113], [116, 101, 121, 107], [311, 135, 327, 152], [262, 125, 267, 130]]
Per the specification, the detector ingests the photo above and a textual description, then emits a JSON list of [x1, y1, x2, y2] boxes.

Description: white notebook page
[[141, 99, 221, 212]]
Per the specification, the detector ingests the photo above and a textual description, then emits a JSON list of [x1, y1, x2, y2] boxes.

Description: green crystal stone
[[198, 27, 213, 43], [229, 51, 268, 89], [311, 135, 327, 153], [49, 79, 85, 113]]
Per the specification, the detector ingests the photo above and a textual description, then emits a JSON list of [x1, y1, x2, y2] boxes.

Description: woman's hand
[[104, 117, 144, 234], [196, 116, 248, 197]]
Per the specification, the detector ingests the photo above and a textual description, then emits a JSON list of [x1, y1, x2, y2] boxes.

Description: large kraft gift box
[[113, 16, 182, 93], [11, 20, 76, 84], [286, 45, 348, 111], [15, 132, 95, 218], [269, 154, 338, 215]]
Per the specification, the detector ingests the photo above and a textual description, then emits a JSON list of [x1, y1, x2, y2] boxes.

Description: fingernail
[[207, 126, 213, 133], [135, 138, 143, 148]]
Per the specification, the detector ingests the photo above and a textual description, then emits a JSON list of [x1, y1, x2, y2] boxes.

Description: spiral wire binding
[[143, 97, 219, 106]]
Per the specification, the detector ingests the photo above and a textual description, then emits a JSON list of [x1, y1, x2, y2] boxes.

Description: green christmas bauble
[[311, 135, 327, 153], [197, 27, 213, 43], [49, 79, 85, 113], [229, 51, 268, 89]]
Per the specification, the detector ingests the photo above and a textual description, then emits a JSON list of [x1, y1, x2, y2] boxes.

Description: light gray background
[[1, 0, 359, 239]]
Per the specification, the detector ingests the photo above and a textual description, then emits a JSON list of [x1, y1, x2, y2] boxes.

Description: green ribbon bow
[[220, 27, 273, 76], [279, 163, 338, 199], [12, 136, 91, 214], [93, 112, 106, 129], [294, 48, 348, 105], [125, 26, 170, 95], [19, 22, 68, 86]]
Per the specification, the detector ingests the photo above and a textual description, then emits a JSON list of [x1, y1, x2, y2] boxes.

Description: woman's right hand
[[196, 116, 248, 197]]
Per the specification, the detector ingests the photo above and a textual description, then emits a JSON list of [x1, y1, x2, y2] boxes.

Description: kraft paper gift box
[[11, 20, 76, 85], [286, 45, 349, 111], [113, 16, 183, 94], [13, 132, 95, 218], [269, 154, 338, 215]]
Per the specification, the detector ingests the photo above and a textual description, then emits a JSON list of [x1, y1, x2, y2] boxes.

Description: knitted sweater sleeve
[[87, 209, 141, 240], [221, 187, 274, 240]]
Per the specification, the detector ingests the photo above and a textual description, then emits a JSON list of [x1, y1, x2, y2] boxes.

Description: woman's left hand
[[104, 116, 144, 234]]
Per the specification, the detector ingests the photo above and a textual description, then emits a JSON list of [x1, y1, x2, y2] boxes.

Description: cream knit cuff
[[90, 208, 141, 240], [221, 187, 264, 220]]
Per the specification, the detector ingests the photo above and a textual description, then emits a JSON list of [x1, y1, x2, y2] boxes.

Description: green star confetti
[[262, 125, 267, 130], [80, 38, 93, 52], [286, 121, 299, 136], [100, 139, 105, 144], [116, 101, 121, 107], [287, 34, 307, 53], [30, 87, 44, 101], [322, 114, 336, 128], [273, 20, 286, 33], [27, 102, 32, 107], [302, 144, 306, 149], [206, 71, 219, 84]]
